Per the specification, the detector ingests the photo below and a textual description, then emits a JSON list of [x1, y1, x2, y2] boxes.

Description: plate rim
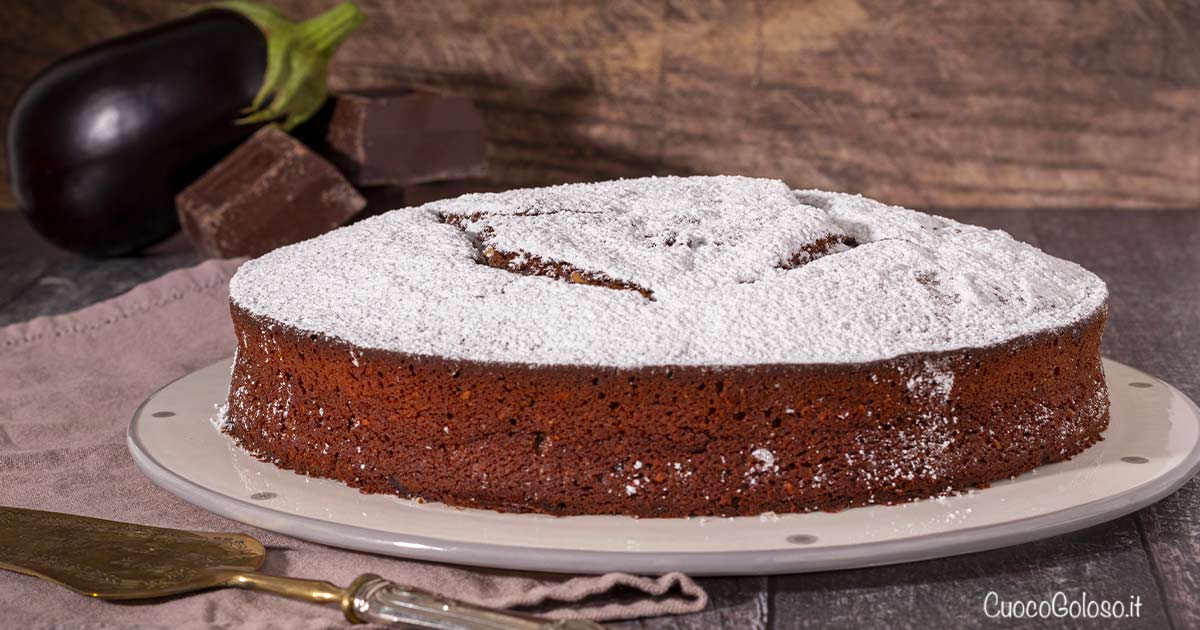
[[127, 357, 1200, 576]]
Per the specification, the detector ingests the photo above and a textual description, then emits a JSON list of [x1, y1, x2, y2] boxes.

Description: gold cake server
[[0, 506, 602, 629]]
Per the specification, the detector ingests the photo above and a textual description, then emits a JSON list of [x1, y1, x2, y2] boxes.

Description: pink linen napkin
[[0, 259, 707, 628]]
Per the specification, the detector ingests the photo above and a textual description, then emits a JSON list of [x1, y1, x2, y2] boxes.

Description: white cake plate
[[128, 358, 1200, 576]]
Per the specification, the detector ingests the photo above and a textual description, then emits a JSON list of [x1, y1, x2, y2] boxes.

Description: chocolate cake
[[219, 176, 1110, 517]]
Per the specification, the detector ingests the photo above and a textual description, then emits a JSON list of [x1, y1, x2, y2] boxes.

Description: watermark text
[[983, 591, 1142, 620]]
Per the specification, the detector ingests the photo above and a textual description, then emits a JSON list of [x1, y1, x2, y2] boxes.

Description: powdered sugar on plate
[[229, 176, 1107, 367]]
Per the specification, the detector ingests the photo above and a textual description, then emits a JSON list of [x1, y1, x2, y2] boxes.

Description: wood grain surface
[[3, 208, 1199, 628], [2, 1, 1198, 211]]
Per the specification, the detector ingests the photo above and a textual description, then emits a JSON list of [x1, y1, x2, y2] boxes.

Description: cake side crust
[[221, 301, 1110, 517]]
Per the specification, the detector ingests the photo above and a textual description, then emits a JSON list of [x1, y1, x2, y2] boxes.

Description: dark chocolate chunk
[[176, 126, 365, 259], [321, 90, 488, 186]]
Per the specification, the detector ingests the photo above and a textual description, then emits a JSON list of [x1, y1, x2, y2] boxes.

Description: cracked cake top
[[228, 176, 1108, 367]]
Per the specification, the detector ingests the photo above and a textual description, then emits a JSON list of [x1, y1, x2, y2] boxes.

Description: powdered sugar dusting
[[906, 361, 956, 403], [212, 402, 231, 431], [229, 176, 1107, 367], [750, 448, 777, 472]]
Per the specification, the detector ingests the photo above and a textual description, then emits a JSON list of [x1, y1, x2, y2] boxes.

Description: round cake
[[220, 176, 1110, 517]]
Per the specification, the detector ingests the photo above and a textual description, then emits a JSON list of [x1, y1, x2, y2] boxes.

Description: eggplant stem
[[298, 3, 364, 53], [208, 1, 365, 130]]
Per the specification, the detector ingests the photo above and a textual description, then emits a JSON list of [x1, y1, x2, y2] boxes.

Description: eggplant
[[6, 1, 363, 257]]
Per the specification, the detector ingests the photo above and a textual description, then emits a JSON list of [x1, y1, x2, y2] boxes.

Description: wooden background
[[2, 0, 1199, 210]]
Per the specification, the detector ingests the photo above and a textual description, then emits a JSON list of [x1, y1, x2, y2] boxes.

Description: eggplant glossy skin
[[7, 10, 265, 256]]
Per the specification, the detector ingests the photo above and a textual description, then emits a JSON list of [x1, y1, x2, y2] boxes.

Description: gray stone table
[[2, 209, 1197, 629]]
